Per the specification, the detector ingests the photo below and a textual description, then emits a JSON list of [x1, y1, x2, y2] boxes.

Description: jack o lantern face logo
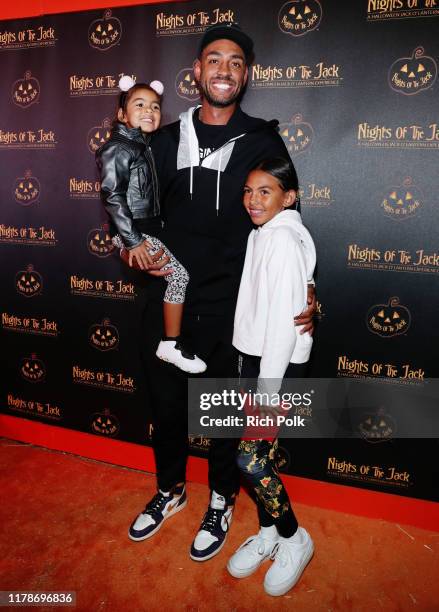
[[14, 170, 40, 206], [89, 319, 119, 351], [87, 118, 112, 153], [87, 223, 115, 257], [175, 68, 200, 101], [279, 114, 313, 158], [12, 71, 40, 108], [15, 265, 43, 297], [381, 178, 422, 220], [278, 0, 322, 37], [20, 354, 46, 383], [367, 297, 411, 338], [389, 47, 437, 96], [358, 407, 396, 444], [88, 10, 122, 51], [91, 409, 120, 436]]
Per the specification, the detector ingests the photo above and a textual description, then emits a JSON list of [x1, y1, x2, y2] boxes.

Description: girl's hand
[[127, 240, 154, 270]]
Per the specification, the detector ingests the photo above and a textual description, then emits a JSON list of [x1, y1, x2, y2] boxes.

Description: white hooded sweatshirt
[[232, 209, 316, 396]]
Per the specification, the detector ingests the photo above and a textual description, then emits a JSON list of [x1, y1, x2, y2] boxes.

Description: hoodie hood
[[177, 106, 279, 214], [260, 209, 316, 282]]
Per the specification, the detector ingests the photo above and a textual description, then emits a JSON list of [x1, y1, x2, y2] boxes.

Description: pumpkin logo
[[14, 170, 41, 206], [87, 118, 112, 153], [91, 408, 120, 436], [278, 0, 322, 37], [358, 407, 396, 444], [278, 114, 314, 157], [381, 177, 422, 220], [88, 318, 119, 351], [367, 297, 411, 338], [389, 47, 437, 96], [87, 223, 115, 257], [11, 71, 40, 108], [15, 265, 43, 297], [20, 354, 46, 383], [88, 10, 122, 51], [175, 68, 200, 101]]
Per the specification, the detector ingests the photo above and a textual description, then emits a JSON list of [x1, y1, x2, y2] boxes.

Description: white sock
[[284, 527, 304, 545], [260, 525, 278, 540]]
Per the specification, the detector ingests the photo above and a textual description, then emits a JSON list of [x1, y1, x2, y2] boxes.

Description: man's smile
[[210, 80, 235, 91]]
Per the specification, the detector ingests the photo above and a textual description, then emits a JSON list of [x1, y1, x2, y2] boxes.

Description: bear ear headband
[[118, 75, 164, 96]]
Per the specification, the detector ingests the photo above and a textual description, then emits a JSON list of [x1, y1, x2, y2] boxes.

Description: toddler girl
[[96, 76, 206, 374]]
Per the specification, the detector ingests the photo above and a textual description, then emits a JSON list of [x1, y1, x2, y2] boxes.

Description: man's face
[[193, 39, 248, 108]]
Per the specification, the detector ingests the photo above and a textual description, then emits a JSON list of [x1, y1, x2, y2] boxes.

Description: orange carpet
[[0, 438, 438, 611]]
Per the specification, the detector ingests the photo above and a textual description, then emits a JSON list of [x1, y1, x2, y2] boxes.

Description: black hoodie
[[150, 105, 294, 318]]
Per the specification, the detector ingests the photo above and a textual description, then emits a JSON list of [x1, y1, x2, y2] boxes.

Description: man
[[129, 24, 316, 563]]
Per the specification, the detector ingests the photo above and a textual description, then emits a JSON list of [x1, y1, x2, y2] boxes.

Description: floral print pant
[[237, 438, 298, 538], [236, 353, 307, 538]]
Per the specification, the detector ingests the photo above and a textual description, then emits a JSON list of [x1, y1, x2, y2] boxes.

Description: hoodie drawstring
[[187, 106, 201, 201], [178, 106, 248, 214], [216, 147, 223, 216]]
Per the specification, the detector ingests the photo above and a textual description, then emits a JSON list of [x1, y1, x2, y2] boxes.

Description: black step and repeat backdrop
[[1, 0, 438, 502]]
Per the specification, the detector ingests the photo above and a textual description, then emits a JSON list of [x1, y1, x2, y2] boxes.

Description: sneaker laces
[[200, 506, 229, 534], [237, 534, 269, 557], [270, 541, 290, 568], [143, 492, 169, 516]]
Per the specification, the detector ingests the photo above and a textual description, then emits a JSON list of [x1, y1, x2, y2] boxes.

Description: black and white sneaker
[[128, 484, 187, 541], [156, 339, 207, 374], [190, 491, 234, 561]]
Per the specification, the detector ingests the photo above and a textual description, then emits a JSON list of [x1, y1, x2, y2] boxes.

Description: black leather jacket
[[96, 123, 160, 249]]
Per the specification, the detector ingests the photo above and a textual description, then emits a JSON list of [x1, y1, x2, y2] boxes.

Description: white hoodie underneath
[[232, 209, 316, 395]]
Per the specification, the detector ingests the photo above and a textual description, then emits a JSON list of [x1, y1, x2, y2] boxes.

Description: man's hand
[[294, 284, 316, 335], [126, 240, 153, 270], [146, 249, 173, 277], [256, 403, 283, 419], [121, 242, 172, 276]]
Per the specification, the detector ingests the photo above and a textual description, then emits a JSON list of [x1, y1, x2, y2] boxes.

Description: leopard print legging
[[113, 233, 189, 304]]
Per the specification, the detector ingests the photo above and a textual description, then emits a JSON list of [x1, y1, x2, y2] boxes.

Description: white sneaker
[[156, 340, 207, 374], [227, 526, 279, 578], [264, 527, 314, 596]]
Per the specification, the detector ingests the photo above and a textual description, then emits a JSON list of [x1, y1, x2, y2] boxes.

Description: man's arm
[[295, 284, 316, 335]]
